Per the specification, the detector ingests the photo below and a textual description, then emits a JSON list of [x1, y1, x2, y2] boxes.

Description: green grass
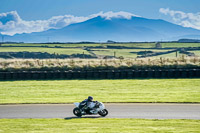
[[92, 49, 139, 58], [157, 52, 187, 58], [2, 43, 156, 48], [2, 43, 104, 48], [0, 79, 200, 104], [0, 118, 199, 133], [92, 49, 172, 58], [189, 50, 200, 56], [161, 43, 200, 48], [2, 42, 200, 48], [1, 43, 199, 58], [0, 47, 89, 55]]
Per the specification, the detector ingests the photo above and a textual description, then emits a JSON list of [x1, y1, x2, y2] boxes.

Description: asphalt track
[[0, 104, 200, 119]]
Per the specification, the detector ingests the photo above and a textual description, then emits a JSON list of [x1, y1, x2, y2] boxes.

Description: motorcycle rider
[[79, 96, 93, 111]]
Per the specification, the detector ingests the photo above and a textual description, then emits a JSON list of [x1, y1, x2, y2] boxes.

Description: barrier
[[100, 71, 107, 79], [0, 69, 199, 80]]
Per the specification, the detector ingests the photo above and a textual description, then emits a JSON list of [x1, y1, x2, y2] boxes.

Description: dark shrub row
[[0, 52, 96, 59], [0, 69, 199, 80]]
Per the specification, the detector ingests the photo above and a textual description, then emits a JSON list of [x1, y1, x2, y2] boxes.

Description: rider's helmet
[[88, 96, 93, 102]]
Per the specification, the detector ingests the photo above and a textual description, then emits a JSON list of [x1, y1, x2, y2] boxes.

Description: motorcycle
[[73, 101, 108, 117]]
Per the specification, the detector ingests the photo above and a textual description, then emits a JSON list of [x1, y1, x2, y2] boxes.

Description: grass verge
[[0, 79, 200, 104], [0, 57, 199, 72], [0, 118, 200, 133]]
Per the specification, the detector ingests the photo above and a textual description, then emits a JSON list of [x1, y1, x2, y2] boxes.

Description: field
[[0, 42, 200, 133], [2, 42, 200, 48], [91, 49, 172, 58], [0, 79, 200, 104], [189, 50, 200, 56], [1, 42, 200, 59], [0, 47, 89, 55], [0, 118, 199, 133], [1, 43, 157, 48]]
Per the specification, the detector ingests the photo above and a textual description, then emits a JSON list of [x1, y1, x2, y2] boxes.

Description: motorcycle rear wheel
[[73, 107, 82, 117], [98, 109, 108, 117]]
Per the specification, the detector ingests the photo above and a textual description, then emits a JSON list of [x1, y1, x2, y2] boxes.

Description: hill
[[3, 16, 200, 43]]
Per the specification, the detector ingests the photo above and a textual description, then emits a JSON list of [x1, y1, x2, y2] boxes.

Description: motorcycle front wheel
[[98, 109, 108, 117], [73, 107, 82, 117]]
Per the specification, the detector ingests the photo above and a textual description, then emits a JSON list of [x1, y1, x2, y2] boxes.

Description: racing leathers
[[79, 99, 92, 111]]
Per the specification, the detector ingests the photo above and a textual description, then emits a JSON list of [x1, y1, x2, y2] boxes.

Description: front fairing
[[74, 102, 80, 107]]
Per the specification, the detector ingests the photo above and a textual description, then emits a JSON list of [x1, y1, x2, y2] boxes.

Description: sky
[[0, 0, 200, 35]]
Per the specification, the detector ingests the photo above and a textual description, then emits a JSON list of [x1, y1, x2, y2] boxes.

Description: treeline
[[0, 52, 96, 59], [1, 38, 200, 44]]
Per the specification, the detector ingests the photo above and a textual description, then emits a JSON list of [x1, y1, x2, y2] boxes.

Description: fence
[[0, 69, 199, 80]]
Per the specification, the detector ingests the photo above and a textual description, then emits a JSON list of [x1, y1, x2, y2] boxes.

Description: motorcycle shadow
[[64, 116, 102, 120]]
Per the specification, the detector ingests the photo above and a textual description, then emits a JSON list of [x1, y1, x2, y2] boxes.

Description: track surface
[[0, 104, 200, 119]]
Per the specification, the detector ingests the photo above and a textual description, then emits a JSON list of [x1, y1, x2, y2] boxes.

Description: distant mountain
[[178, 38, 200, 43], [3, 16, 200, 42]]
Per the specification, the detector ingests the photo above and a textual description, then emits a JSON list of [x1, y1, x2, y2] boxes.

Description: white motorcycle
[[73, 101, 108, 117]]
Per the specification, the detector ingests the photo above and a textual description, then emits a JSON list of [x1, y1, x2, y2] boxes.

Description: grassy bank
[[0, 57, 199, 72], [0, 79, 199, 104], [0, 118, 199, 133]]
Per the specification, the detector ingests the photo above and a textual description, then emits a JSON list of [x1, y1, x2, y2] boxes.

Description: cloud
[[0, 11, 139, 36], [0, 11, 89, 35], [0, 11, 21, 24], [91, 11, 139, 20], [159, 8, 200, 30]]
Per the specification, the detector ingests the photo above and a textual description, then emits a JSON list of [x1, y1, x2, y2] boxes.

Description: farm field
[[91, 48, 175, 58], [0, 47, 89, 55], [189, 50, 200, 56], [2, 42, 200, 48], [158, 52, 179, 58], [1, 43, 156, 48], [161, 43, 200, 48], [1, 42, 199, 59], [0, 79, 200, 104], [0, 118, 199, 133]]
